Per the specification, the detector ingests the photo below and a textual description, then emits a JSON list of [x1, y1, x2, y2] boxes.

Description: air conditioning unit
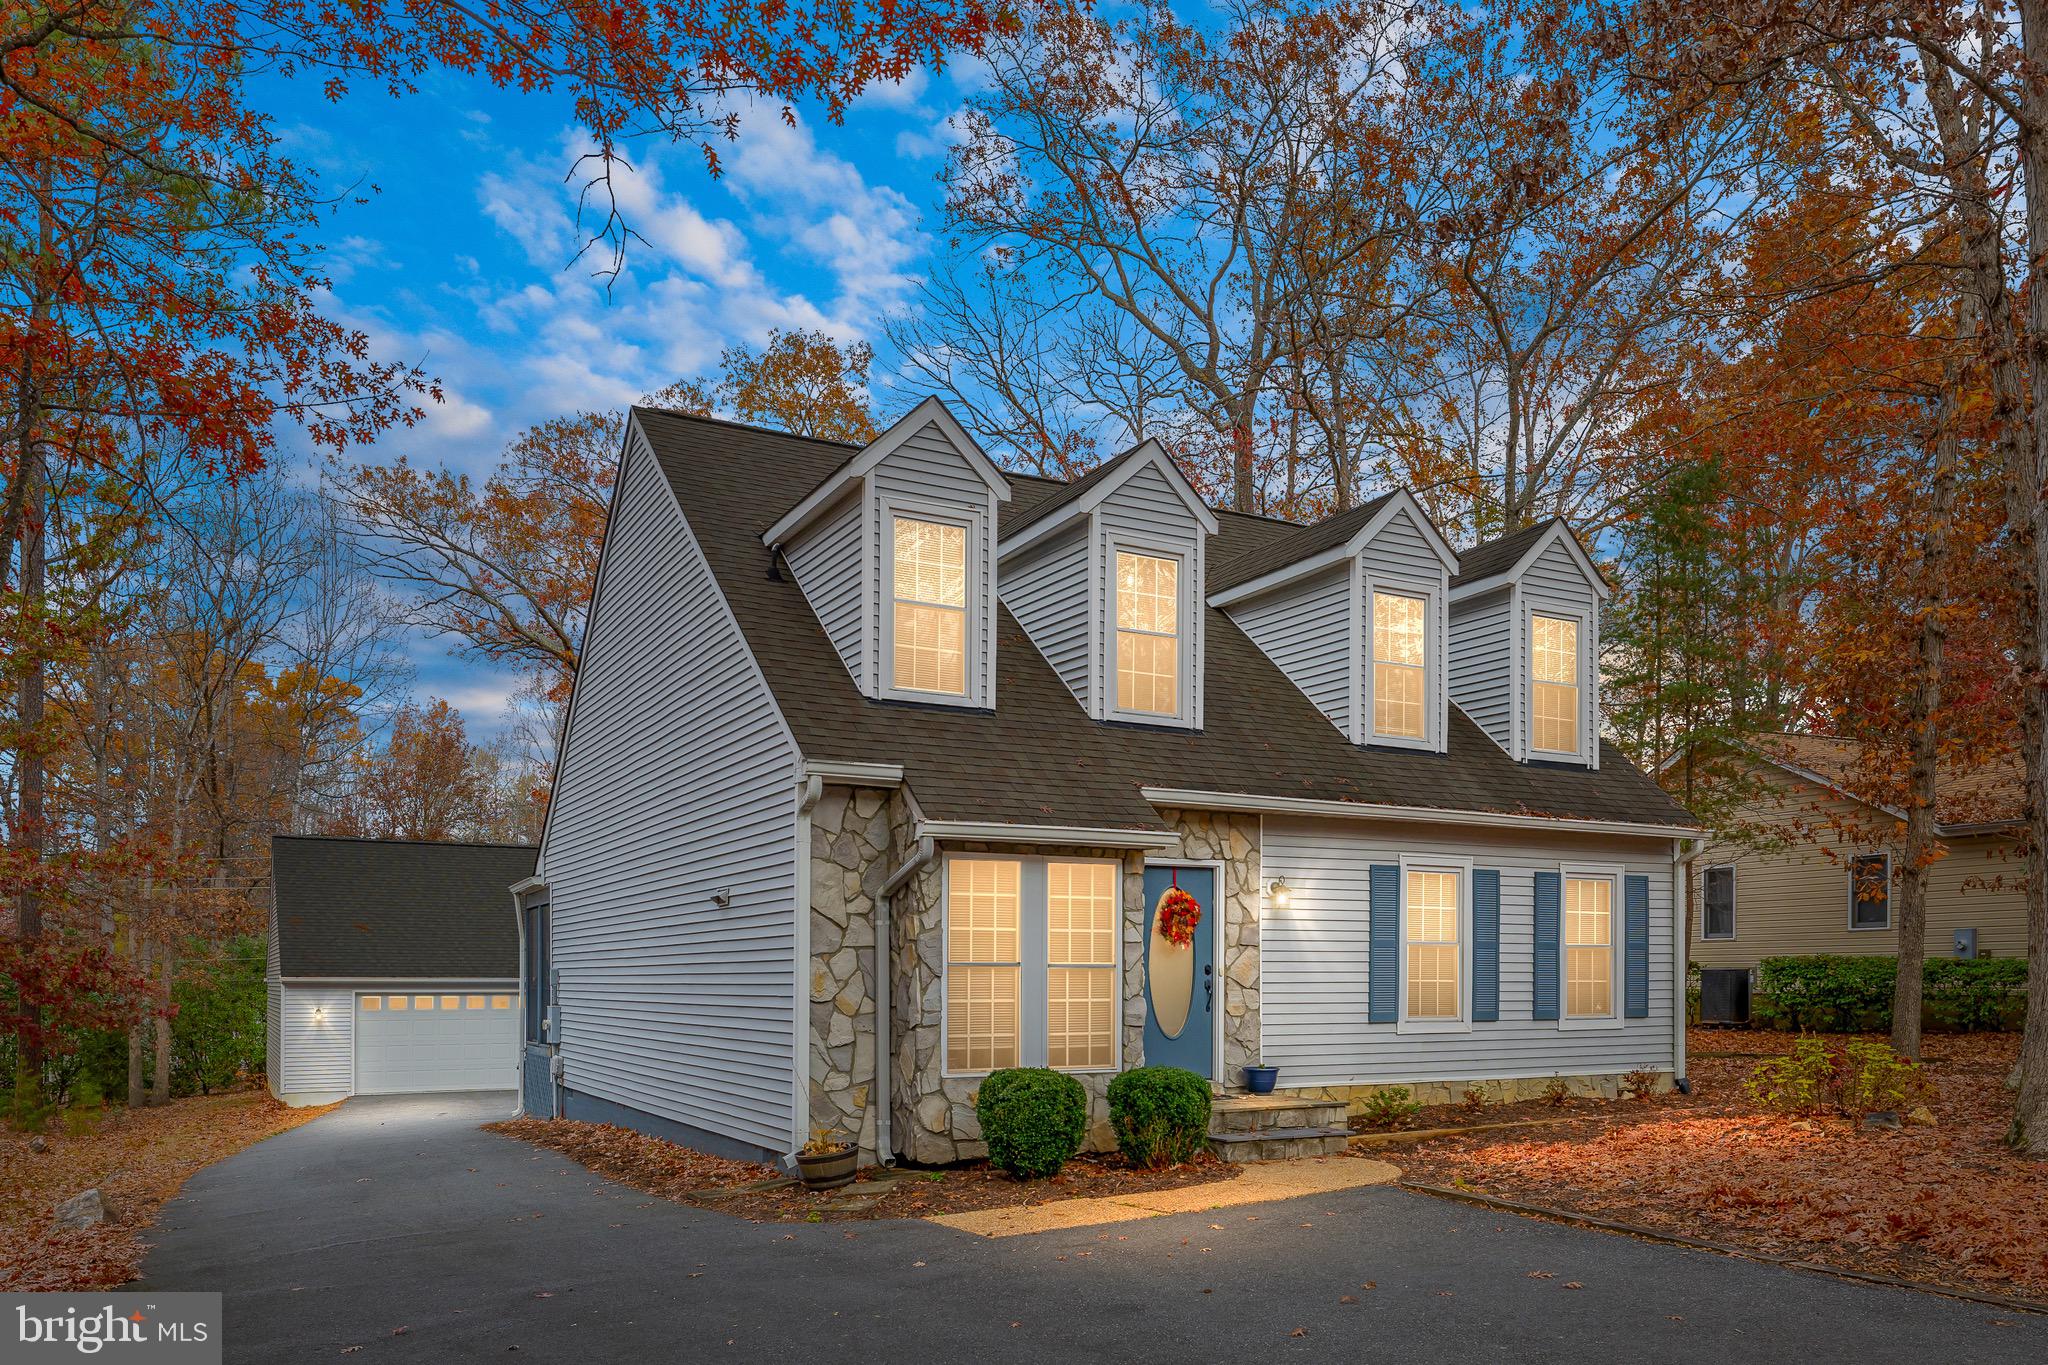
[[1699, 968, 1750, 1024]]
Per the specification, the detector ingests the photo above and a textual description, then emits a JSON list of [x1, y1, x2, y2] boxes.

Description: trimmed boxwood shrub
[[1754, 954, 2027, 1032], [1107, 1066, 1211, 1168], [975, 1067, 1088, 1178]]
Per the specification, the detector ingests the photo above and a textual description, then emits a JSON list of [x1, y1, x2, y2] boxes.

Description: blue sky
[[256, 62, 982, 736]]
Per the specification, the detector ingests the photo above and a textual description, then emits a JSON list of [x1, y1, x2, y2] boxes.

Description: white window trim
[[1105, 537, 1197, 727], [1396, 853, 1473, 1034], [1525, 603, 1593, 765], [938, 853, 1124, 1079], [1558, 862, 1625, 1031], [1363, 578, 1443, 751], [1846, 852, 1892, 931], [878, 496, 985, 708], [1702, 864, 1736, 941]]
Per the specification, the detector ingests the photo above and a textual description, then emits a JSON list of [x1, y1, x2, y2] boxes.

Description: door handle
[[1203, 962, 1213, 1009]]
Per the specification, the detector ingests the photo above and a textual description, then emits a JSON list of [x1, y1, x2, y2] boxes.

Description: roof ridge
[[273, 833, 536, 850]]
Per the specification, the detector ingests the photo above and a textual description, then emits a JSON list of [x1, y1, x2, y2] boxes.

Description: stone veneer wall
[[807, 785, 887, 1161], [1280, 1070, 1675, 1111]]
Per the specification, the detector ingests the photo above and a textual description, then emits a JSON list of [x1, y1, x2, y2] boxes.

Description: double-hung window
[[1564, 874, 1615, 1018], [1372, 590, 1428, 741], [1115, 550, 1181, 717], [1848, 853, 1891, 930], [892, 515, 969, 697], [1702, 865, 1735, 939], [1403, 866, 1463, 1022], [1530, 612, 1581, 756], [944, 856, 1120, 1074]]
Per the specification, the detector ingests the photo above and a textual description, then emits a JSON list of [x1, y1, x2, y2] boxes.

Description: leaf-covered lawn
[[1, 1091, 334, 1291], [486, 1116, 1238, 1222], [1396, 1031, 2048, 1300]]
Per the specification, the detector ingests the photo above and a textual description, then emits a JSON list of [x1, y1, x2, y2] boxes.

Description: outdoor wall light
[[1268, 879, 1292, 909]]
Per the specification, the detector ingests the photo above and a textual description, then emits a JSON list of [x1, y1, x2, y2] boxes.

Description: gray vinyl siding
[[1259, 816, 1676, 1086], [868, 420, 999, 707], [784, 490, 864, 690], [278, 985, 353, 1094], [1358, 505, 1444, 592], [1520, 538, 1601, 765], [1001, 525, 1092, 711], [542, 423, 801, 1155], [265, 980, 282, 1095], [1450, 587, 1512, 751], [1229, 566, 1353, 739], [1097, 462, 1207, 726]]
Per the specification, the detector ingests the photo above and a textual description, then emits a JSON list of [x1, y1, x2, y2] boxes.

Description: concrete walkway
[[139, 1093, 2048, 1364]]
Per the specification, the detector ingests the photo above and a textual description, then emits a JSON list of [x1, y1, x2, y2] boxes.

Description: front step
[[1208, 1094, 1352, 1162]]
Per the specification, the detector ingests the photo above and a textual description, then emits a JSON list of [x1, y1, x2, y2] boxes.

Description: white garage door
[[355, 991, 518, 1094]]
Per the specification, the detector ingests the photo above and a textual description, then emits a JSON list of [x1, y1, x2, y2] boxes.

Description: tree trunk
[[151, 943, 175, 1105], [127, 937, 148, 1109], [11, 444, 45, 1115]]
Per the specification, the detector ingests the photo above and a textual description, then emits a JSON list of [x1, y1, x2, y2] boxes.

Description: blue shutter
[[1368, 864, 1398, 1024], [1532, 871, 1560, 1020], [1624, 874, 1651, 1019], [1472, 869, 1500, 1022]]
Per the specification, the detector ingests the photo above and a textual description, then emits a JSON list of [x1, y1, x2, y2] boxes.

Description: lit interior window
[[466, 995, 486, 1010], [1373, 591, 1427, 739], [491, 994, 512, 1010], [414, 995, 435, 1011], [1565, 877, 1613, 1017], [893, 516, 968, 695], [945, 859, 1020, 1071], [1405, 869, 1461, 1019], [360, 995, 382, 1011], [1115, 551, 1180, 716], [388, 995, 408, 1011], [1532, 614, 1580, 753], [1046, 861, 1117, 1069]]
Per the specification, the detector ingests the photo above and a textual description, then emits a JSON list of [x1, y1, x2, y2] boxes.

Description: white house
[[267, 835, 530, 1105], [515, 399, 1700, 1165]]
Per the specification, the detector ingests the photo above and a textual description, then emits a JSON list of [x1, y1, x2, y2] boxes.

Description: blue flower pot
[[1244, 1065, 1278, 1094]]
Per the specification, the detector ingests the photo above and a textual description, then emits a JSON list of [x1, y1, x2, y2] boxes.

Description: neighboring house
[[518, 398, 1699, 1166], [1686, 735, 2027, 972], [267, 835, 533, 1105]]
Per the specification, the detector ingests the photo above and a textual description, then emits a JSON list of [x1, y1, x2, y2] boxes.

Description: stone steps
[[1208, 1093, 1353, 1162]]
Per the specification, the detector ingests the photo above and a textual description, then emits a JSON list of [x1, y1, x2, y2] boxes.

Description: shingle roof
[[636, 408, 1695, 832], [1451, 519, 1559, 588], [1753, 733, 2023, 828], [1207, 493, 1397, 593], [1001, 444, 1144, 540], [271, 836, 532, 978]]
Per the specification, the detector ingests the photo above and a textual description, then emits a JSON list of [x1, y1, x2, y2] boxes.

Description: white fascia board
[[509, 876, 548, 897], [803, 759, 906, 786], [1140, 786, 1702, 840], [1207, 491, 1446, 609], [1453, 522, 1611, 604], [998, 439, 1219, 560], [915, 819, 1182, 850], [763, 396, 1011, 547]]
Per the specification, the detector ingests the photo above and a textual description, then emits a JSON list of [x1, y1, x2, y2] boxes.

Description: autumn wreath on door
[[1156, 878, 1203, 948]]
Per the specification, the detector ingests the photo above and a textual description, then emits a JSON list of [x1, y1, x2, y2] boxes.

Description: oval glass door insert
[[1147, 893, 1194, 1039]]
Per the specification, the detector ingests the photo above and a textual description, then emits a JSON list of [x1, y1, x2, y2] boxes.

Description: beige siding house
[[1686, 737, 2026, 970]]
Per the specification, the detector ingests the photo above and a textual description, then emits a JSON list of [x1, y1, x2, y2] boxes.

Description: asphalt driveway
[[140, 1093, 2048, 1363]]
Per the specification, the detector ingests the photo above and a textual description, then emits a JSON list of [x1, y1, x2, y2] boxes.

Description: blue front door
[[1141, 865, 1215, 1078]]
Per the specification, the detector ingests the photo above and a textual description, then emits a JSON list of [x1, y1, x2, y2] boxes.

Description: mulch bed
[[1393, 1029, 2048, 1301], [486, 1116, 1239, 1223], [1, 1090, 335, 1291]]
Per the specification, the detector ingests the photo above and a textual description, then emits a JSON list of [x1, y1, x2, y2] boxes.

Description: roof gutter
[[914, 820, 1181, 850], [803, 759, 906, 787], [1140, 787, 1702, 841]]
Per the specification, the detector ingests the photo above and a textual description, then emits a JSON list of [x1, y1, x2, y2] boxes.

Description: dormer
[[1208, 491, 1458, 752], [1448, 519, 1610, 767], [765, 398, 1011, 709], [997, 440, 1219, 729]]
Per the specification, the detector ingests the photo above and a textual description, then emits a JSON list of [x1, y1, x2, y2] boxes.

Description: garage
[[356, 990, 520, 1094], [267, 835, 535, 1106]]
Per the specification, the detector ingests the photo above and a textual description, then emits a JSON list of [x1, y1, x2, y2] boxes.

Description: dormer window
[[892, 514, 969, 696], [1530, 612, 1580, 756], [1115, 550, 1182, 717], [1371, 590, 1428, 740]]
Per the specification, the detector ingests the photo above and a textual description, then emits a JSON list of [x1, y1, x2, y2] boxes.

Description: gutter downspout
[[874, 836, 935, 1167], [1671, 836, 1697, 1092]]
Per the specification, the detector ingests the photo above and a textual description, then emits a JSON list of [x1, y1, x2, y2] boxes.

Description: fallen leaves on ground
[[1, 1090, 334, 1291], [486, 1116, 1237, 1223], [1399, 1031, 2048, 1300]]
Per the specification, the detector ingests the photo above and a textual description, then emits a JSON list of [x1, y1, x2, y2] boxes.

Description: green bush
[[1107, 1067, 1211, 1168], [1744, 1038, 1835, 1112], [1838, 1041, 1930, 1117], [975, 1067, 1088, 1178], [170, 936, 267, 1097], [1359, 1085, 1420, 1129], [1755, 955, 2026, 1033]]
